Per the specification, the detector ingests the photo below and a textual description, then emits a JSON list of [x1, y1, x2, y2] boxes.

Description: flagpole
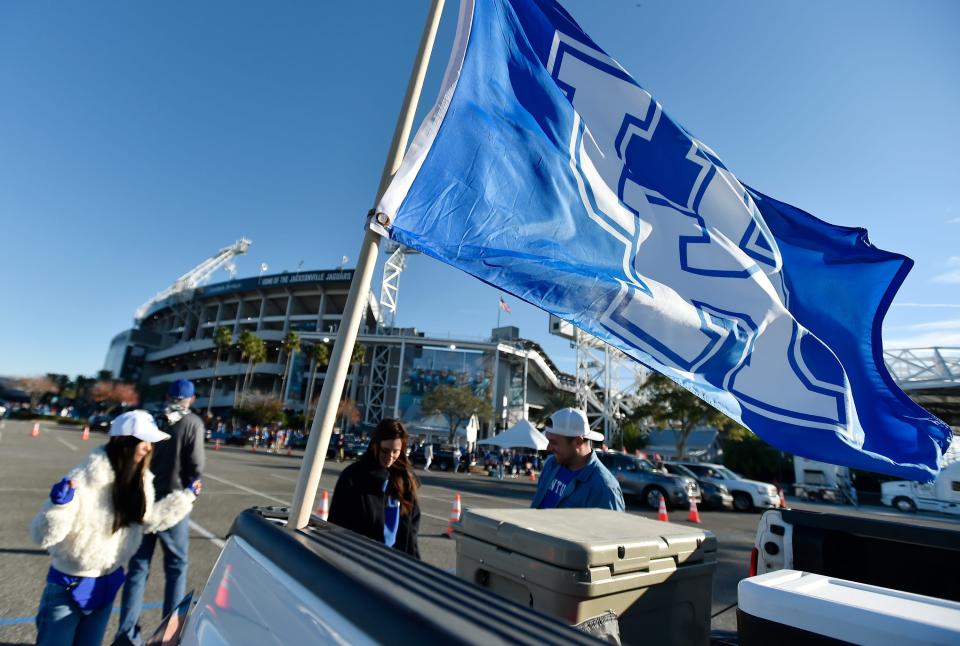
[[289, 0, 448, 530]]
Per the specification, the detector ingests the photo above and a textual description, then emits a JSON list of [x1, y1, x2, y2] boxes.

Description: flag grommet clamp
[[374, 211, 391, 226]]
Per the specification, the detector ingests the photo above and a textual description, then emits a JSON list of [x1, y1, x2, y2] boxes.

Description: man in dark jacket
[[116, 379, 204, 645]]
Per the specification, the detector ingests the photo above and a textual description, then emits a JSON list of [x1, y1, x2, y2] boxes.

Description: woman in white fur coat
[[31, 410, 196, 646]]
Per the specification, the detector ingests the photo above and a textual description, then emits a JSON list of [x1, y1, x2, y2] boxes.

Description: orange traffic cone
[[31, 422, 40, 437], [286, 446, 292, 457], [529, 469, 536, 482], [214, 438, 221, 451], [214, 564, 232, 609], [81, 426, 90, 441], [314, 489, 330, 521], [779, 489, 787, 509], [445, 493, 462, 538], [687, 498, 701, 523], [657, 494, 669, 522]]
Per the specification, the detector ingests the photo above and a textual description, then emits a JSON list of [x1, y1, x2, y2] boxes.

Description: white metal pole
[[491, 346, 499, 434], [604, 344, 611, 445], [289, 0, 447, 529], [522, 351, 529, 420], [393, 338, 407, 417]]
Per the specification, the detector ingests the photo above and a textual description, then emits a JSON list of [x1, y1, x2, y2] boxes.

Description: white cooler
[[454, 508, 717, 646]]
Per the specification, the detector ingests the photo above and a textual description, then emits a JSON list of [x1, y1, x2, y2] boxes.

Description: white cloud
[[947, 217, 960, 224], [931, 256, 960, 284], [884, 318, 960, 348], [907, 319, 960, 331]]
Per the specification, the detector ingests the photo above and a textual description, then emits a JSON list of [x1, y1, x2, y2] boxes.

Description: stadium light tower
[[134, 238, 252, 322], [378, 241, 420, 332]]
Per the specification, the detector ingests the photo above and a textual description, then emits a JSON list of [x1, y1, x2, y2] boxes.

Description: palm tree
[[278, 331, 302, 404], [303, 342, 330, 432], [207, 326, 234, 416], [351, 343, 366, 366], [237, 331, 266, 405]]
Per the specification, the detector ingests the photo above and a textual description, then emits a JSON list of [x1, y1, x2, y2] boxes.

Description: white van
[[881, 461, 960, 516]]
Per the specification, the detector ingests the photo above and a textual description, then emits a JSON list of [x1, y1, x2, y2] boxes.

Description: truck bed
[[767, 508, 960, 602], [181, 507, 603, 645]]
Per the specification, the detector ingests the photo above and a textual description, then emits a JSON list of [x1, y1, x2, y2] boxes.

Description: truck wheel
[[644, 486, 668, 510], [893, 497, 917, 513], [733, 492, 753, 512]]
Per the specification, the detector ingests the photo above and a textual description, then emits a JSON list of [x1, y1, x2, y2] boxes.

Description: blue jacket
[[531, 452, 625, 511]]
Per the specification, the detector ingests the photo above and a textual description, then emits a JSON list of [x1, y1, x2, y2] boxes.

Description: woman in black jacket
[[328, 419, 421, 558]]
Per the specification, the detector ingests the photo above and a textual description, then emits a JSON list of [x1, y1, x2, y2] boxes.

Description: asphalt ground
[[2, 418, 957, 644]]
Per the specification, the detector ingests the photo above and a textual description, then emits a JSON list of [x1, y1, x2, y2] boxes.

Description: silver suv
[[596, 452, 700, 509]]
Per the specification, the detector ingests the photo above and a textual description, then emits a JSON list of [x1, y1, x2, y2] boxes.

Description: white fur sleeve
[[145, 490, 196, 534], [30, 499, 80, 549]]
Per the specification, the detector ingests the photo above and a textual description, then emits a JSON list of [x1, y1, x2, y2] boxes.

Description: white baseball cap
[[109, 410, 170, 443], [546, 408, 604, 442]]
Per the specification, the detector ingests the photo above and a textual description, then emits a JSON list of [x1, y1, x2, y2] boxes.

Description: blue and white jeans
[[35, 581, 112, 646], [116, 516, 190, 645]]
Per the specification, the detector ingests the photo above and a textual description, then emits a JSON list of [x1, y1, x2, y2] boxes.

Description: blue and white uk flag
[[372, 0, 951, 480]]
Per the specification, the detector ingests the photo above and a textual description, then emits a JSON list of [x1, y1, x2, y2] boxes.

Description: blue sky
[[2, 0, 958, 379]]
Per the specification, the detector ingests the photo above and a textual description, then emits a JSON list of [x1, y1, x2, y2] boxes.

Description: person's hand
[[49, 478, 76, 505], [185, 479, 202, 496]]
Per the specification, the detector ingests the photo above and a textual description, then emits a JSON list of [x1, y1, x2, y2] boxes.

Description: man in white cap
[[531, 408, 625, 511]]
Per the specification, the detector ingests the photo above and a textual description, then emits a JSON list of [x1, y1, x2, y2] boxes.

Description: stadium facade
[[105, 268, 574, 436]]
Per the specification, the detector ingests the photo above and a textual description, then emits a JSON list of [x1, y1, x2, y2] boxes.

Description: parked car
[[87, 413, 113, 432], [410, 444, 457, 471], [208, 430, 228, 443], [663, 462, 733, 510], [344, 437, 367, 459], [224, 430, 252, 446], [596, 452, 700, 509], [324, 433, 358, 460], [674, 461, 779, 511]]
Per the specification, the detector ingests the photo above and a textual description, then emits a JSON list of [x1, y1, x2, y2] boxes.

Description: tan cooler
[[454, 508, 717, 646]]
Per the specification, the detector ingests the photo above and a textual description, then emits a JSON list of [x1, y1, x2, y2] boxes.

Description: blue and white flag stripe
[[373, 0, 951, 480]]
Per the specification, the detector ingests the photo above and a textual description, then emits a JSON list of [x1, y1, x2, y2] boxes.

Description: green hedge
[[722, 433, 793, 483]]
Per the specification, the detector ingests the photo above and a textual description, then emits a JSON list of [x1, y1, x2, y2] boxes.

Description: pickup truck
[[744, 507, 960, 642], [170, 505, 960, 645], [177, 507, 600, 645]]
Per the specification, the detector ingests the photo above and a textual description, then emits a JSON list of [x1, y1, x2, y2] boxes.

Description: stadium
[[104, 264, 575, 437]]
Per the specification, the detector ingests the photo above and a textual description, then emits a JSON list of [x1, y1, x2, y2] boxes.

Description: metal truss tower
[[574, 328, 649, 445], [378, 243, 408, 331], [366, 242, 420, 425], [364, 343, 396, 425]]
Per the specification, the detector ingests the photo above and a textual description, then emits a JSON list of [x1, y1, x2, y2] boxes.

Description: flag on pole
[[499, 297, 511, 314], [372, 0, 951, 480]]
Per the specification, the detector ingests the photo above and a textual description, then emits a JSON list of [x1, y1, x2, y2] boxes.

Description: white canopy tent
[[477, 419, 548, 450]]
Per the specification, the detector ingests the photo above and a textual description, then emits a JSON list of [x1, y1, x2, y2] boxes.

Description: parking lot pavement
[[10, 418, 952, 642]]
